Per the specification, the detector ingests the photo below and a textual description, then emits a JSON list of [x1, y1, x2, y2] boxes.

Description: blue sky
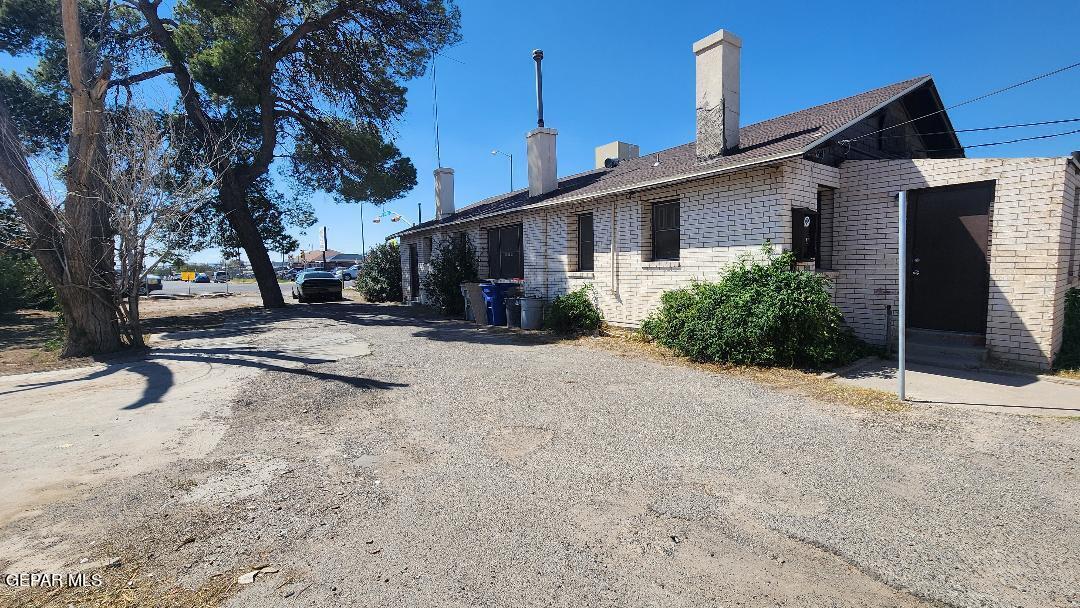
[[309, 0, 1080, 260], [5, 1, 1079, 261]]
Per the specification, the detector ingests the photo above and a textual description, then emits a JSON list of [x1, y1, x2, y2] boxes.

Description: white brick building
[[393, 30, 1080, 370]]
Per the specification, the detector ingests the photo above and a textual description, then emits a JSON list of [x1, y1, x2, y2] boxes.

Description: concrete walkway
[[838, 359, 1080, 415]]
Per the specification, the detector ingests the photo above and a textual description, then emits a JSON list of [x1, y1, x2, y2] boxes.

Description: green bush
[[0, 252, 56, 312], [1053, 287, 1080, 370], [355, 241, 402, 303], [545, 284, 603, 334], [421, 235, 478, 315], [640, 249, 859, 368]]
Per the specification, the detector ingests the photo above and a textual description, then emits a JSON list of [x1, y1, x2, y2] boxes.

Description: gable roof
[[392, 75, 933, 238]]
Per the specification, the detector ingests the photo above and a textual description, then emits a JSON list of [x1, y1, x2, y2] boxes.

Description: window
[[455, 231, 468, 249], [651, 201, 680, 261], [577, 213, 594, 271], [792, 208, 819, 262], [423, 236, 433, 261], [486, 224, 523, 279]]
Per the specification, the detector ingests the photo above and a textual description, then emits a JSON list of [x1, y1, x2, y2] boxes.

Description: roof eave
[[387, 150, 802, 239], [390, 76, 937, 240]]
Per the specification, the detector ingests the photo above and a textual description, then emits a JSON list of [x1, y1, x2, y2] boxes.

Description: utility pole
[[320, 226, 328, 268], [898, 190, 908, 401]]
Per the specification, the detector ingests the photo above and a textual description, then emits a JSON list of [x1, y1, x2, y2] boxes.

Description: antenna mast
[[431, 52, 442, 168]]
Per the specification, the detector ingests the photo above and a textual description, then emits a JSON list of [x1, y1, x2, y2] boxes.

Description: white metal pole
[[897, 190, 908, 401]]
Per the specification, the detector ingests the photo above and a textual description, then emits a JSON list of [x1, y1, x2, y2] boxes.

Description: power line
[[839, 60, 1080, 145], [916, 127, 1080, 154], [875, 117, 1080, 140]]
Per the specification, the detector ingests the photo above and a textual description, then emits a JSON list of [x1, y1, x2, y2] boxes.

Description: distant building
[[287, 249, 364, 269]]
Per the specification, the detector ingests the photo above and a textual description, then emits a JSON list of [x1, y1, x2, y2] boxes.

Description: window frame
[[577, 212, 594, 272], [651, 201, 681, 261], [486, 223, 524, 280]]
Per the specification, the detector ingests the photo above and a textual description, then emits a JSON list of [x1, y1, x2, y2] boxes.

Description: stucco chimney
[[594, 141, 640, 169], [434, 167, 454, 219], [693, 29, 741, 159], [527, 49, 558, 197]]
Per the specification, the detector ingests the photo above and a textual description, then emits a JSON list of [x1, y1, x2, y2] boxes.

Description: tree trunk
[[57, 287, 122, 356], [0, 1, 125, 358], [58, 0, 123, 356], [220, 178, 285, 308]]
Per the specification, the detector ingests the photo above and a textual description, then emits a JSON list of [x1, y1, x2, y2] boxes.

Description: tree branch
[[134, 1, 217, 148], [269, 2, 350, 65], [109, 66, 173, 88]]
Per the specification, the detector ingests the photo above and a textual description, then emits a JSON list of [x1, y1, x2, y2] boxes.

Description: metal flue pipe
[[533, 49, 545, 128]]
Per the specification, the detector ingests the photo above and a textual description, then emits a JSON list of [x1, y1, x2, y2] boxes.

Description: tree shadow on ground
[[0, 340, 404, 411]]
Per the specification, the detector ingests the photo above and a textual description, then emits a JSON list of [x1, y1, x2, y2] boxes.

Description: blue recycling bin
[[480, 283, 516, 325]]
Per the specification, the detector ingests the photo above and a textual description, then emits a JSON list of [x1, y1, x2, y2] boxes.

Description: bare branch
[[109, 66, 173, 88]]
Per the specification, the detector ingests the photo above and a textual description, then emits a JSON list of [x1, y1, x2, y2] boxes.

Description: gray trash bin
[[519, 297, 545, 330], [505, 297, 522, 328]]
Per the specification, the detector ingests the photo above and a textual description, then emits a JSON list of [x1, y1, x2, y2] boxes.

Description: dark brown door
[[408, 244, 419, 300], [907, 181, 993, 334]]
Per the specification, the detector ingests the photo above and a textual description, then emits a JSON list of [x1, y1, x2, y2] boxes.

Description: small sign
[[181, 271, 196, 281]]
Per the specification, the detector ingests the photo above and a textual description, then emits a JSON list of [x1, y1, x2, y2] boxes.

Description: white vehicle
[[212, 270, 229, 283], [335, 265, 360, 281]]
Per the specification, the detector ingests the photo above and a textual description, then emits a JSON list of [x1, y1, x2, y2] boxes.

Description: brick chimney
[[527, 49, 558, 197], [434, 167, 454, 219], [595, 141, 639, 169], [694, 29, 741, 159]]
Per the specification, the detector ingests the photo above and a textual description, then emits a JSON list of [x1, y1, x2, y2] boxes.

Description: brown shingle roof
[[393, 75, 930, 237]]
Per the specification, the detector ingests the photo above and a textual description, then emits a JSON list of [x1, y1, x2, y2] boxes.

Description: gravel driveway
[[1, 303, 1077, 607]]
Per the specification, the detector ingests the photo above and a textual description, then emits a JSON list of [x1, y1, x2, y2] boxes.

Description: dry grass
[[576, 326, 909, 413], [1052, 368, 1080, 381], [0, 556, 240, 608]]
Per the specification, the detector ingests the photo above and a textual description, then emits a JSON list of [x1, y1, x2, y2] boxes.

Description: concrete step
[[904, 341, 987, 370], [907, 328, 985, 347]]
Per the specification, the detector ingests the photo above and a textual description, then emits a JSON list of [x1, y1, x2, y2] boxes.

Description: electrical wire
[[873, 117, 1080, 140], [915, 127, 1080, 154], [839, 60, 1080, 145]]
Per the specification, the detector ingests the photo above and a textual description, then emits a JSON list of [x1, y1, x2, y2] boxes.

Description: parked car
[[291, 271, 343, 303], [193, 272, 210, 283], [120, 274, 163, 297], [212, 270, 229, 283], [334, 265, 361, 281]]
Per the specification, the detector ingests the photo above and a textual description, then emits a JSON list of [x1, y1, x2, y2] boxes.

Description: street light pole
[[491, 149, 513, 191]]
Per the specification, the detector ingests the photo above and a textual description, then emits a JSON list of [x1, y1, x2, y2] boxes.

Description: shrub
[[1053, 287, 1080, 370], [422, 235, 479, 315], [0, 252, 56, 312], [640, 249, 856, 368], [545, 284, 603, 334], [355, 241, 402, 303]]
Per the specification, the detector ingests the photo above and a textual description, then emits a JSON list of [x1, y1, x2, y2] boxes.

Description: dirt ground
[[0, 296, 265, 377], [1, 301, 1076, 608]]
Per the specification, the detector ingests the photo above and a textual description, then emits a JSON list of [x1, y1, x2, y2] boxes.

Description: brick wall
[[834, 157, 1074, 369], [400, 156, 1074, 369], [403, 159, 820, 324]]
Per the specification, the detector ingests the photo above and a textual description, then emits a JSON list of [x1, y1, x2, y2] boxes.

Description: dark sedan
[[291, 271, 343, 303]]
